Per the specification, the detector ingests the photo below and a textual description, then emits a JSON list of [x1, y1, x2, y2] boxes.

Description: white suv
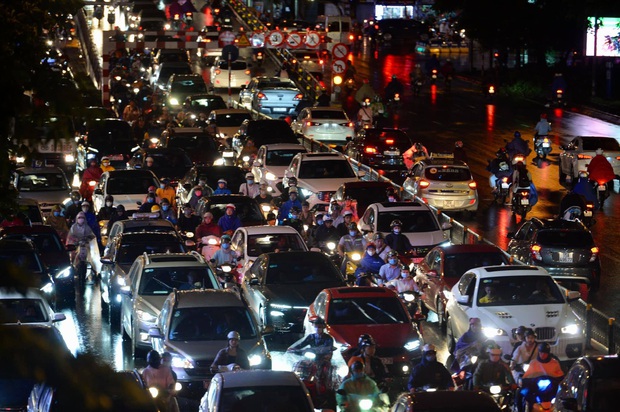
[[445, 265, 585, 361], [282, 152, 362, 212]]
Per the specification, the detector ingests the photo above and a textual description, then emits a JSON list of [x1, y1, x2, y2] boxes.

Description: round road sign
[[332, 43, 349, 59], [332, 59, 347, 74], [222, 44, 239, 61], [267, 30, 284, 47], [304, 31, 320, 48], [286, 32, 303, 48], [218, 30, 236, 47], [250, 32, 265, 48]]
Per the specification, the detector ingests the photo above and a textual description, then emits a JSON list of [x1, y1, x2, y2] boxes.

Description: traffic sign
[[286, 32, 303, 48], [332, 59, 347, 74], [222, 45, 239, 61], [237, 32, 251, 48], [332, 43, 349, 59], [304, 31, 320, 48], [250, 32, 265, 48], [218, 30, 236, 47], [267, 30, 284, 47]]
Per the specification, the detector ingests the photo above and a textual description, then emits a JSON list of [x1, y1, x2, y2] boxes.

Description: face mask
[[367, 250, 375, 256], [147, 198, 154, 203], [162, 205, 169, 211], [105, 202, 112, 207], [222, 242, 230, 249], [247, 180, 254, 184], [160, 184, 165, 189], [425, 355, 436, 362], [349, 231, 357, 237], [388, 196, 395, 202], [317, 220, 324, 226], [401, 272, 409, 278], [393, 228, 401, 234], [389, 258, 397, 265], [195, 191, 202, 197], [184, 211, 192, 216], [53, 211, 60, 217], [77, 218, 85, 223], [82, 208, 89, 213]]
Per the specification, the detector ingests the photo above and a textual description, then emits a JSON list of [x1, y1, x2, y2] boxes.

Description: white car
[[251, 143, 308, 195], [358, 201, 451, 263], [558, 136, 620, 182], [12, 167, 72, 217], [209, 57, 252, 90], [282, 152, 363, 212], [92, 170, 160, 214], [291, 107, 355, 144], [445, 265, 585, 361], [0, 288, 65, 327], [205, 108, 253, 145]]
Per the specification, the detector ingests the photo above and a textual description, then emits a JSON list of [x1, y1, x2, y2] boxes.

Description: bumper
[[423, 195, 479, 211], [543, 265, 600, 284], [258, 106, 297, 116]]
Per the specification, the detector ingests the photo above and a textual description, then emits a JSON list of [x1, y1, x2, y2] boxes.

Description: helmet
[[514, 131, 521, 138], [414, 142, 424, 150], [288, 187, 298, 195], [366, 242, 376, 250], [515, 325, 527, 336], [145, 156, 154, 163], [540, 113, 547, 119], [218, 178, 227, 184], [455, 141, 463, 148], [322, 214, 333, 222], [496, 147, 508, 158], [348, 222, 358, 231], [373, 232, 384, 241], [287, 177, 298, 186], [400, 264, 410, 272], [148, 185, 156, 192], [81, 201, 90, 208], [363, 78, 369, 84], [116, 204, 125, 212], [146, 350, 161, 367], [101, 156, 110, 162], [499, 161, 509, 171], [386, 187, 397, 196], [70, 190, 81, 202], [151, 205, 161, 212], [390, 219, 402, 228], [266, 212, 276, 220], [578, 170, 589, 178], [350, 360, 365, 371], [358, 334, 376, 347], [309, 316, 326, 326], [343, 210, 353, 218], [105, 195, 114, 202], [538, 343, 551, 354], [524, 329, 537, 338], [373, 95, 382, 102], [422, 343, 436, 353], [387, 250, 399, 258], [245, 172, 254, 179], [290, 206, 300, 214], [221, 234, 232, 242], [362, 98, 370, 107], [596, 148, 603, 155], [225, 203, 236, 210], [227, 331, 241, 340]]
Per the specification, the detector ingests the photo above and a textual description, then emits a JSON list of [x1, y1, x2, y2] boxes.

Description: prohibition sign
[[267, 30, 284, 47], [332, 43, 349, 59], [304, 31, 320, 48], [250, 32, 265, 48], [286, 32, 303, 48], [332, 59, 347, 74]]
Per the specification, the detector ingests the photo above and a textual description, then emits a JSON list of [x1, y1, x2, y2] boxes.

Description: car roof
[[468, 265, 548, 279], [236, 225, 302, 236], [142, 252, 206, 267], [260, 143, 307, 151], [217, 370, 303, 388], [325, 286, 399, 299], [0, 287, 49, 300], [172, 289, 243, 308], [528, 217, 588, 230], [577, 355, 620, 375], [371, 201, 428, 211], [437, 244, 506, 254], [296, 152, 346, 161]]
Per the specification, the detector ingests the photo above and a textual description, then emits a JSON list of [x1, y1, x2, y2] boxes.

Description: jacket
[[408, 357, 455, 390], [218, 214, 242, 232], [522, 357, 564, 379], [336, 374, 380, 410], [210, 346, 250, 371], [586, 155, 615, 183], [355, 253, 385, 276], [473, 359, 515, 388]]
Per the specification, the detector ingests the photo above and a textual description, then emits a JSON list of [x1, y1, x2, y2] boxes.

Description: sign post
[[222, 45, 239, 105]]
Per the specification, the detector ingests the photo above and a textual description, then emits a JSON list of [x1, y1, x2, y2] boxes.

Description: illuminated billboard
[[586, 17, 620, 57]]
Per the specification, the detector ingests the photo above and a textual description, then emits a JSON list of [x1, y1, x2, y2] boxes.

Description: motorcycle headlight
[[16, 156, 25, 164], [117, 276, 127, 286], [265, 172, 277, 181], [137, 309, 157, 323], [171, 354, 194, 369], [222, 151, 234, 158], [482, 327, 506, 338], [561, 324, 579, 335], [242, 155, 250, 162], [490, 385, 501, 395], [148, 387, 159, 398], [169, 98, 179, 106], [214, 158, 226, 165], [150, 137, 160, 145], [402, 292, 415, 302], [261, 204, 272, 212], [64, 154, 75, 163], [404, 340, 420, 351], [55, 266, 72, 279], [249, 354, 263, 366], [359, 399, 373, 411], [337, 364, 349, 378], [327, 242, 336, 251], [351, 252, 362, 261]]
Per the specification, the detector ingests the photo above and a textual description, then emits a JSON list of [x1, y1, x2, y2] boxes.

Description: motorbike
[[200, 235, 221, 261], [344, 77, 356, 96], [430, 68, 438, 85], [147, 385, 181, 412], [258, 202, 278, 221], [79, 178, 99, 203], [450, 350, 479, 390], [341, 250, 365, 280], [336, 389, 390, 412], [214, 261, 242, 295], [290, 346, 340, 410], [494, 176, 511, 204], [512, 186, 532, 220], [398, 291, 426, 326], [70, 239, 90, 287], [411, 78, 423, 97], [236, 154, 256, 171], [519, 375, 561, 412], [547, 88, 566, 108], [484, 383, 515, 410], [178, 230, 197, 249], [591, 180, 610, 209], [562, 204, 596, 228], [534, 135, 552, 160], [485, 83, 496, 100]]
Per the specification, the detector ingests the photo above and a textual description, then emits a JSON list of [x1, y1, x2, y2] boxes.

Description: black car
[[182, 93, 227, 117], [507, 218, 601, 292], [241, 251, 347, 332], [373, 19, 422, 48], [556, 355, 620, 411], [163, 127, 226, 166], [195, 194, 266, 227], [232, 119, 299, 155], [176, 165, 247, 205], [78, 118, 134, 171], [345, 128, 412, 172], [100, 232, 187, 322], [330, 181, 393, 217], [128, 147, 193, 183]]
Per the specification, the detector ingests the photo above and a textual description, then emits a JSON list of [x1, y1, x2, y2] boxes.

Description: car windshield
[[310, 110, 347, 120], [168, 306, 257, 341], [536, 230, 595, 248], [327, 297, 409, 325], [581, 137, 620, 151], [18, 172, 68, 192], [477, 275, 564, 306], [424, 166, 472, 181], [206, 200, 264, 223], [246, 234, 306, 257], [106, 175, 158, 195], [189, 97, 226, 110], [117, 242, 185, 265], [138, 267, 217, 295], [215, 113, 252, 127], [167, 134, 220, 152], [220, 386, 313, 412], [377, 211, 440, 233], [257, 79, 296, 88], [298, 160, 356, 179], [443, 252, 509, 278], [0, 299, 49, 323], [0, 251, 43, 273], [266, 149, 306, 166], [264, 253, 341, 284], [86, 121, 133, 153], [170, 79, 207, 94], [139, 152, 192, 178]]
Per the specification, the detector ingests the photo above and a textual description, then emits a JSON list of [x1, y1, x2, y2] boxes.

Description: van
[[323, 16, 353, 51]]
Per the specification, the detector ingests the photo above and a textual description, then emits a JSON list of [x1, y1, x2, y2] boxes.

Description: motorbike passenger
[[306, 213, 324, 247], [156, 179, 177, 211], [385, 74, 404, 102], [211, 234, 238, 266], [211, 331, 250, 372], [100, 156, 115, 173], [517, 343, 564, 412], [278, 187, 303, 224], [354, 243, 384, 279], [280, 176, 304, 203], [354, 78, 376, 105], [572, 171, 599, 209], [314, 214, 340, 246], [385, 186, 400, 203], [505, 131, 531, 160], [384, 219, 414, 256], [356, 98, 374, 129], [142, 350, 176, 412], [159, 198, 177, 225], [472, 345, 516, 391], [378, 250, 401, 285], [336, 361, 381, 412], [409, 64, 425, 89], [337, 223, 367, 258], [408, 344, 455, 391], [385, 265, 420, 294], [586, 148, 615, 209], [453, 140, 468, 163], [336, 210, 356, 237], [288, 316, 334, 356], [509, 160, 534, 204], [559, 191, 588, 221], [347, 335, 388, 384], [281, 206, 304, 235], [67, 211, 98, 283], [510, 329, 538, 382], [213, 178, 232, 195], [97, 195, 116, 221], [47, 205, 69, 243], [403, 142, 429, 169], [177, 204, 202, 233], [372, 232, 392, 261], [217, 204, 242, 234], [239, 172, 260, 198]]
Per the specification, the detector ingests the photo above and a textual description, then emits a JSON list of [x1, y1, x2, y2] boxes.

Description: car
[[390, 390, 502, 412], [163, 127, 229, 166], [149, 289, 272, 398], [291, 107, 354, 144], [153, 48, 190, 65], [344, 128, 413, 172], [120, 251, 221, 354], [165, 73, 208, 112], [330, 181, 394, 217], [558, 136, 620, 182], [304, 286, 423, 378], [289, 49, 327, 82], [12, 167, 71, 217], [0, 239, 56, 304], [106, 214, 178, 246], [556, 355, 620, 412], [77, 118, 134, 172], [242, 251, 346, 333], [204, 108, 253, 145], [282, 152, 363, 212], [358, 201, 451, 263], [1, 225, 76, 295], [182, 93, 227, 118], [127, 147, 193, 182], [414, 244, 511, 330], [151, 61, 193, 91], [195, 194, 266, 228], [403, 154, 479, 213], [176, 165, 247, 206], [372, 18, 422, 48], [0, 287, 65, 327], [445, 265, 585, 361], [209, 57, 252, 90], [232, 119, 300, 157], [92, 169, 160, 215], [506, 217, 601, 292], [136, 7, 166, 31], [230, 225, 309, 272], [100, 232, 188, 322], [251, 143, 308, 195], [199, 370, 316, 412], [239, 76, 304, 116]]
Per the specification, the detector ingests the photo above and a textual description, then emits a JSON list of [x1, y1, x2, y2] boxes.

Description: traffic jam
[[2, 0, 619, 411]]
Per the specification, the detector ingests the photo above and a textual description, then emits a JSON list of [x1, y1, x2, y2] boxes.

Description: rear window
[[310, 110, 347, 120], [298, 159, 356, 179], [190, 97, 226, 110], [364, 130, 412, 151], [258, 79, 296, 88], [581, 137, 620, 151], [18, 172, 68, 192], [215, 113, 252, 127], [0, 299, 49, 323], [171, 79, 207, 93], [536, 230, 595, 248], [424, 166, 472, 181], [266, 149, 305, 166], [443, 253, 509, 278]]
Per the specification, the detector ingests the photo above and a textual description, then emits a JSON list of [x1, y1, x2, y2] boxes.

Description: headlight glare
[[404, 340, 420, 351], [249, 354, 262, 366], [561, 324, 579, 334], [482, 327, 505, 338], [171, 355, 193, 369], [265, 172, 277, 181], [137, 309, 157, 322], [55, 267, 72, 279]]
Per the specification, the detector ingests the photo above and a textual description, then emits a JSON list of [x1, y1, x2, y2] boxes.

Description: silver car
[[12, 167, 71, 217]]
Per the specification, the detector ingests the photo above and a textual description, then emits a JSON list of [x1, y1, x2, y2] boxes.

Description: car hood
[[298, 177, 359, 193], [264, 283, 342, 306], [20, 192, 68, 205], [137, 295, 168, 316], [328, 323, 419, 348], [166, 339, 261, 362], [40, 251, 71, 270], [263, 165, 288, 180], [476, 303, 575, 331], [109, 194, 144, 210], [404, 230, 448, 247]]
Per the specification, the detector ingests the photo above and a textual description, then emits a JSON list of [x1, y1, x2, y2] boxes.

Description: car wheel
[[446, 315, 456, 353], [437, 299, 447, 334]]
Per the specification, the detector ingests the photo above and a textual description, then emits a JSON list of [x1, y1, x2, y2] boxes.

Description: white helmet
[[227, 331, 240, 340], [596, 148, 603, 155]]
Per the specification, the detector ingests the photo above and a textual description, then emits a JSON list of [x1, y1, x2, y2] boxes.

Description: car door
[[239, 79, 255, 107], [121, 258, 142, 335], [230, 230, 246, 266], [242, 256, 267, 317], [418, 249, 441, 311], [252, 146, 267, 183], [450, 272, 477, 338]]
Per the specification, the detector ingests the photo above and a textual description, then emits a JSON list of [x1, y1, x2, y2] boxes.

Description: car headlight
[[55, 266, 72, 279], [265, 172, 277, 181], [351, 253, 362, 261], [87, 153, 96, 160], [170, 98, 179, 106], [218, 132, 227, 139], [327, 242, 336, 251], [561, 324, 579, 334], [214, 158, 226, 165], [171, 354, 194, 369], [16, 156, 25, 164], [64, 154, 75, 163], [40, 282, 54, 294], [248, 354, 263, 366], [404, 340, 421, 351], [359, 399, 373, 411], [299, 188, 313, 198], [137, 309, 157, 323], [482, 327, 506, 338]]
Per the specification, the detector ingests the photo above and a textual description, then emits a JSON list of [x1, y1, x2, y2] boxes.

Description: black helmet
[[350, 360, 365, 371], [105, 195, 114, 202], [358, 334, 376, 347], [348, 222, 358, 231], [373, 232, 384, 241], [387, 250, 399, 258], [496, 147, 508, 159], [386, 187, 397, 196], [116, 204, 125, 212], [538, 343, 551, 354], [390, 219, 402, 228], [515, 325, 527, 336], [70, 190, 81, 202], [309, 316, 326, 326], [514, 131, 521, 138], [288, 177, 297, 186], [146, 350, 161, 367]]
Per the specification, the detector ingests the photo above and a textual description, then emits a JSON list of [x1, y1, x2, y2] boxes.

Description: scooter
[[290, 346, 339, 410], [519, 375, 561, 412], [592, 180, 610, 209], [430, 68, 438, 85], [200, 235, 220, 261], [534, 135, 552, 160], [512, 186, 532, 220], [493, 176, 511, 204], [336, 389, 390, 412]]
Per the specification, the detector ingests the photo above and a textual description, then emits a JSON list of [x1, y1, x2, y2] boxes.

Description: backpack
[[517, 170, 530, 188]]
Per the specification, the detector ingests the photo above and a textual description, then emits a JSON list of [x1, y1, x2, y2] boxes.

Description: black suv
[[507, 218, 601, 291], [345, 128, 412, 172]]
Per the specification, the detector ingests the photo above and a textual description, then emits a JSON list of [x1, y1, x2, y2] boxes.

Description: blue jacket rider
[[355, 243, 385, 277], [218, 204, 242, 233], [278, 188, 303, 224]]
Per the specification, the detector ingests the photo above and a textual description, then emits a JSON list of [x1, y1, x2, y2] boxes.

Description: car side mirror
[[441, 222, 452, 230], [560, 398, 578, 411], [456, 294, 470, 305], [52, 313, 66, 322], [100, 258, 113, 265], [566, 290, 581, 302]]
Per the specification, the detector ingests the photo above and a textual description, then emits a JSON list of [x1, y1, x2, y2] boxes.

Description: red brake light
[[257, 92, 267, 100], [385, 138, 394, 145], [293, 93, 304, 100], [577, 154, 592, 159], [364, 147, 377, 154], [419, 180, 430, 189], [348, 34, 354, 41], [348, 122, 354, 128], [306, 121, 313, 127], [468, 181, 477, 189]]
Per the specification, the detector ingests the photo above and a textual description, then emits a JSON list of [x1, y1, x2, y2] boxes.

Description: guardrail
[[75, 9, 102, 89]]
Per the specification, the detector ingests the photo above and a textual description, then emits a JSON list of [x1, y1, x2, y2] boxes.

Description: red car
[[304, 286, 423, 378], [414, 244, 510, 332]]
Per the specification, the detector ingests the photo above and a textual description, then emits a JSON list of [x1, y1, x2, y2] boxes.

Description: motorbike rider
[[518, 343, 565, 412], [100, 156, 115, 173], [80, 201, 101, 246], [106, 204, 128, 233], [329, 202, 345, 228], [211, 234, 238, 266], [426, 54, 440, 77], [159, 198, 177, 225], [356, 98, 374, 128], [142, 350, 176, 411], [454, 317, 486, 368], [378, 250, 401, 284], [288, 316, 334, 356], [510, 160, 534, 204], [278, 187, 303, 224], [282, 206, 304, 235], [372, 232, 392, 261], [385, 219, 414, 256], [67, 211, 98, 283], [314, 214, 339, 246], [139, 193, 158, 213], [255, 183, 274, 204], [440, 59, 455, 83], [385, 74, 404, 102], [280, 176, 305, 203], [239, 138, 258, 164], [336, 210, 356, 237], [80, 159, 103, 201], [408, 344, 455, 391], [571, 170, 599, 209], [239, 172, 260, 198], [370, 95, 387, 128], [472, 345, 516, 391], [62, 190, 83, 224], [337, 223, 367, 259], [486, 151, 513, 193], [306, 213, 324, 247], [586, 148, 615, 209], [386, 265, 421, 294], [347, 334, 388, 384], [505, 131, 532, 160], [453, 141, 468, 163], [299, 201, 314, 227], [354, 78, 376, 105], [510, 329, 538, 382], [178, 204, 202, 234], [97, 195, 116, 221], [210, 331, 250, 372], [316, 89, 331, 107], [534, 113, 551, 139], [217, 204, 242, 234], [195, 211, 222, 239], [336, 360, 381, 412], [213, 178, 232, 195], [385, 186, 400, 203], [409, 64, 425, 88], [156, 179, 177, 211], [354, 243, 384, 279], [48, 205, 69, 243], [403, 142, 429, 169], [344, 59, 356, 82]]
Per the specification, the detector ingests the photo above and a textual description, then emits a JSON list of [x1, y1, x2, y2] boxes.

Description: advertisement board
[[586, 17, 620, 57]]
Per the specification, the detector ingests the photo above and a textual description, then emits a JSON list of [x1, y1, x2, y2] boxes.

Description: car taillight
[[348, 122, 354, 128], [590, 246, 599, 262], [348, 34, 354, 41], [385, 139, 394, 145], [513, 154, 525, 163], [468, 181, 477, 189], [577, 154, 592, 159], [306, 121, 313, 127], [319, 59, 324, 65], [245, 70, 251, 75], [419, 180, 430, 189], [293, 93, 304, 100], [257, 92, 267, 100], [215, 69, 221, 75], [364, 147, 377, 154], [531, 244, 542, 261]]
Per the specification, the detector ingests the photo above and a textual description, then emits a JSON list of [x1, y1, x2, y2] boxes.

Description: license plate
[[380, 357, 393, 365], [108, 154, 124, 160], [558, 253, 573, 263], [584, 210, 592, 217], [521, 199, 529, 205], [384, 150, 400, 156], [598, 185, 606, 191], [273, 107, 287, 112], [542, 143, 550, 147], [444, 200, 454, 207]]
